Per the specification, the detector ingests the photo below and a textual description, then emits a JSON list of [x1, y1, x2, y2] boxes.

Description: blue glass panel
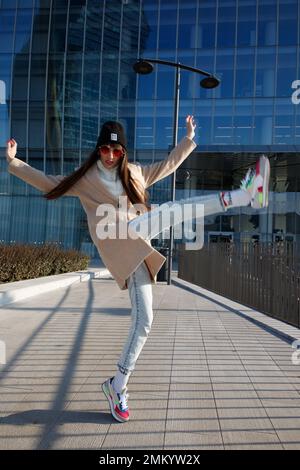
[[29, 102, 44, 148], [18, 0, 34, 7], [0, 8, 15, 32], [67, 6, 84, 52], [213, 100, 234, 145], [217, 6, 236, 48], [2, 0, 17, 8], [0, 33, 14, 53], [215, 49, 234, 99], [198, 3, 216, 48], [194, 99, 213, 146], [49, 8, 68, 53], [157, 67, 174, 100], [274, 98, 295, 145], [278, 1, 298, 46], [0, 105, 9, 147], [155, 103, 173, 149], [234, 99, 253, 145], [11, 101, 27, 145], [83, 53, 100, 104], [277, 47, 297, 98], [196, 50, 215, 99], [158, 8, 177, 50], [12, 55, 29, 100], [255, 48, 276, 97], [235, 48, 255, 98], [136, 115, 154, 149], [253, 99, 273, 145], [85, 1, 103, 51], [121, 2, 140, 52], [141, 0, 159, 51], [257, 4, 277, 46], [103, 2, 122, 52], [237, 4, 256, 46], [178, 4, 197, 49]]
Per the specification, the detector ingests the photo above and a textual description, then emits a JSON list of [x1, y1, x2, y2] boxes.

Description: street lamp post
[[133, 58, 220, 284]]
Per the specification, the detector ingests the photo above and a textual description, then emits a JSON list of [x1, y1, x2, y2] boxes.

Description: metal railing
[[178, 241, 300, 328]]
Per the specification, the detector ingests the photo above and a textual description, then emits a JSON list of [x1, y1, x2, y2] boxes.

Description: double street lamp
[[133, 58, 220, 284]]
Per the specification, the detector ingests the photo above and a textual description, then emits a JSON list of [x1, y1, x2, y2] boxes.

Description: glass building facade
[[0, 0, 299, 258]]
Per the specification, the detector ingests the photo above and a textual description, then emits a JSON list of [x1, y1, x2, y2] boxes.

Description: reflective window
[[67, 6, 84, 52], [103, 2, 122, 52], [217, 5, 236, 48], [142, 0, 159, 51], [0, 33, 14, 53], [0, 8, 15, 32], [277, 47, 297, 97], [278, 1, 298, 46], [234, 99, 253, 145], [257, 3, 277, 46], [195, 100, 212, 146], [158, 6, 177, 50], [0, 105, 9, 147], [49, 7, 68, 53], [12, 55, 29, 100], [196, 50, 215, 99], [30, 55, 47, 101], [237, 3, 256, 46], [213, 101, 234, 145], [274, 98, 295, 145], [29, 102, 44, 148], [11, 101, 27, 145], [157, 66, 175, 100], [253, 99, 273, 144], [255, 48, 276, 97], [32, 8, 50, 54], [178, 3, 197, 49], [215, 49, 234, 99], [235, 48, 255, 98], [198, 3, 216, 48]]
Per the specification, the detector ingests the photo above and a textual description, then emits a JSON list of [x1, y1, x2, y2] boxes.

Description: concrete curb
[[0, 268, 113, 307]]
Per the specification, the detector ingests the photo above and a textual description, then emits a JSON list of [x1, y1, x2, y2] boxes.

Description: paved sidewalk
[[0, 273, 300, 450]]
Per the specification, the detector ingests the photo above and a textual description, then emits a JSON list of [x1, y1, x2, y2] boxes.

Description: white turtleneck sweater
[[96, 159, 124, 199]]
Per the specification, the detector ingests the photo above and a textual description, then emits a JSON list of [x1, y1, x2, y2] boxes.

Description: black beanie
[[96, 121, 127, 150]]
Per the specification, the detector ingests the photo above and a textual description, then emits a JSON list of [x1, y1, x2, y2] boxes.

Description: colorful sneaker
[[102, 377, 130, 423], [240, 155, 270, 209]]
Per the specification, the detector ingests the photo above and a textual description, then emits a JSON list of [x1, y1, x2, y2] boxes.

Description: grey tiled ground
[[0, 274, 300, 450]]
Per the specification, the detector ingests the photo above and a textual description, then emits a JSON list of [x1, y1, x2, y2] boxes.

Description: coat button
[[136, 210, 140, 215]]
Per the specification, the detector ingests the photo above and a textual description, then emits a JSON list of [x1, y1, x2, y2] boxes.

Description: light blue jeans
[[117, 193, 225, 375]]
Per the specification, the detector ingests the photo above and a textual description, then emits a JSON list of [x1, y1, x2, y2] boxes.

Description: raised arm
[[139, 115, 197, 188], [6, 139, 78, 197]]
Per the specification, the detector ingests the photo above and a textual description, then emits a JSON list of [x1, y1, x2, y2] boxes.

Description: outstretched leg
[[128, 155, 270, 241]]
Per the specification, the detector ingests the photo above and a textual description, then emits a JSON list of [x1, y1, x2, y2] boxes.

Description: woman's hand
[[186, 115, 196, 140], [6, 138, 17, 163]]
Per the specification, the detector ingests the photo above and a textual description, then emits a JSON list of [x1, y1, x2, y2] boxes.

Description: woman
[[6, 116, 270, 423]]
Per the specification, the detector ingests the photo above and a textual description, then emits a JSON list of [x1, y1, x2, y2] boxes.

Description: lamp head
[[133, 60, 154, 74], [200, 76, 220, 89]]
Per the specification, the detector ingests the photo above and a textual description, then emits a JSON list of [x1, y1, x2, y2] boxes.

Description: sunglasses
[[98, 145, 124, 158]]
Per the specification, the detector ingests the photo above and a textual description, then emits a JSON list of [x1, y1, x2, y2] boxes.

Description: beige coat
[[8, 136, 197, 290]]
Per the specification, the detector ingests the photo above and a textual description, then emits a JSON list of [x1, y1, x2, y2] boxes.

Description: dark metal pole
[[167, 64, 180, 285]]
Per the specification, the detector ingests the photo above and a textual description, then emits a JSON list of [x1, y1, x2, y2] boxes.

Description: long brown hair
[[43, 147, 151, 211]]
